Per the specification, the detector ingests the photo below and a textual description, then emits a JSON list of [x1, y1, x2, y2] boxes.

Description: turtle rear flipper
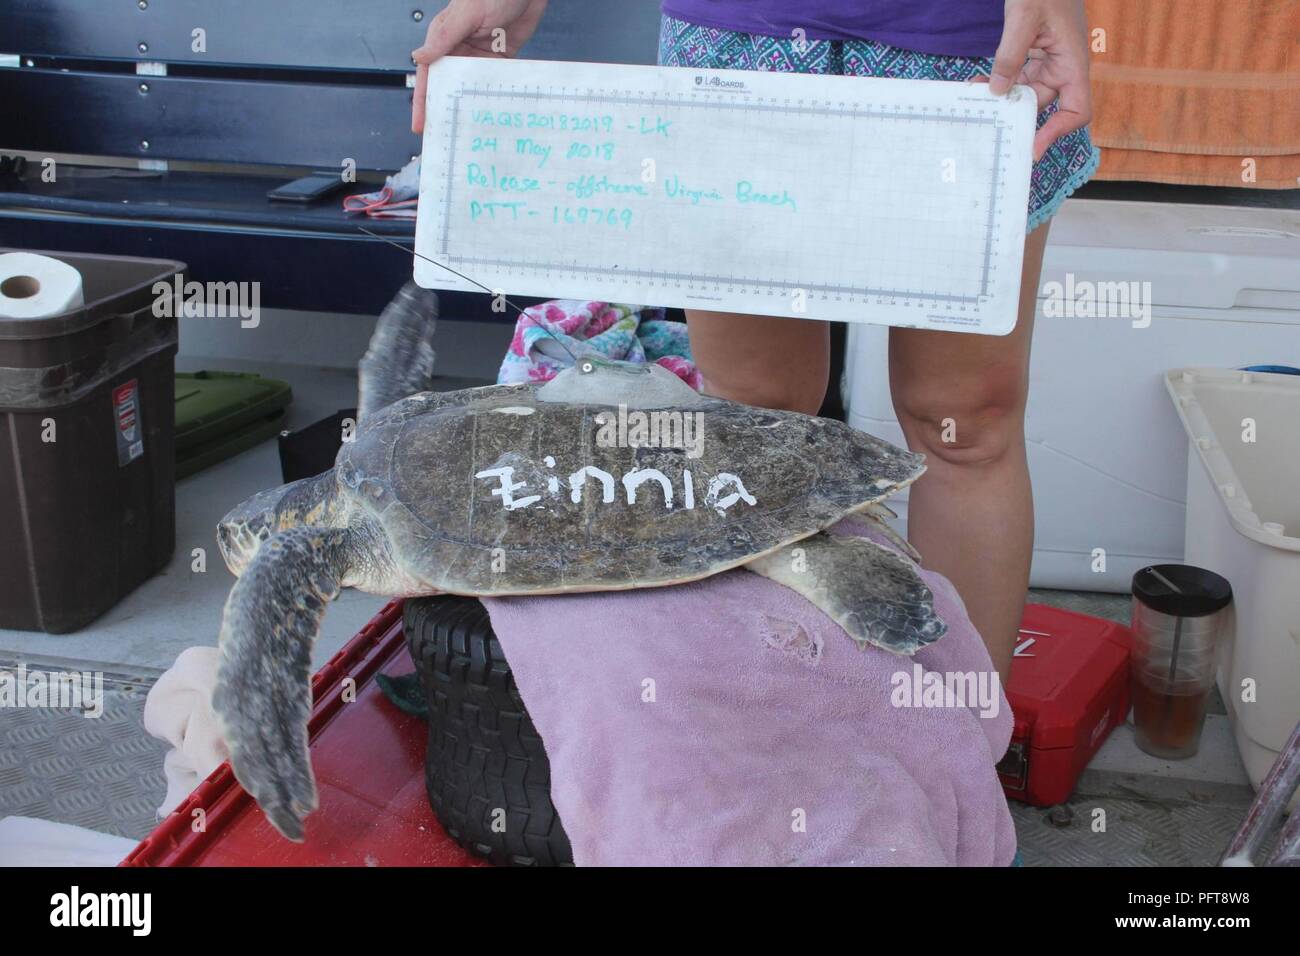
[[358, 281, 440, 424], [858, 502, 922, 563], [213, 526, 354, 841], [747, 533, 947, 655]]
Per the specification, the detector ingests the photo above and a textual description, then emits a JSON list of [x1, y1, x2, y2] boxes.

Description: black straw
[[355, 225, 581, 364]]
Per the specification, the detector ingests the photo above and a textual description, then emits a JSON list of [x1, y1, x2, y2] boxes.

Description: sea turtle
[[212, 284, 947, 841]]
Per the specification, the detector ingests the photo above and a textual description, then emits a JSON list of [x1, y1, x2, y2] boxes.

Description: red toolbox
[[123, 600, 482, 867], [998, 603, 1134, 807]]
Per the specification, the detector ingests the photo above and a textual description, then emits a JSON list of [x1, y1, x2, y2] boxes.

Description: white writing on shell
[[475, 457, 756, 515]]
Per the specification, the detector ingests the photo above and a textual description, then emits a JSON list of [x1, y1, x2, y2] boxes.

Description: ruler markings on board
[[459, 84, 1002, 127], [415, 58, 1036, 332], [443, 84, 1003, 302], [980, 123, 1006, 299], [442, 256, 982, 303], [439, 94, 463, 258]]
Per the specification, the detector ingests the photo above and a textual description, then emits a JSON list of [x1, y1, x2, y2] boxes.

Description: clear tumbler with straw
[[1129, 565, 1233, 759]]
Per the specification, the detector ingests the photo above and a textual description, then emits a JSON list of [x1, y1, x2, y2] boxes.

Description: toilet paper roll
[[0, 252, 85, 320]]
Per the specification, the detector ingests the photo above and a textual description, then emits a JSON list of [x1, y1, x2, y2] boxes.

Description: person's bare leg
[[689, 223, 1048, 680], [889, 224, 1051, 683], [684, 311, 830, 415]]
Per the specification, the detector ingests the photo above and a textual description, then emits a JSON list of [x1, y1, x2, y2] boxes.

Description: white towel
[[142, 646, 229, 816], [0, 816, 138, 867]]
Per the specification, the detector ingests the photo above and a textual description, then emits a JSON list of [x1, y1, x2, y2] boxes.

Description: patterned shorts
[[658, 15, 1100, 234]]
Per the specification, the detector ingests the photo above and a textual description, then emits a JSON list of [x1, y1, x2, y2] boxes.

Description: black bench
[[0, 0, 664, 316]]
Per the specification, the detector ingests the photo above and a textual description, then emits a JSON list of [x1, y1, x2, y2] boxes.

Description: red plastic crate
[[999, 603, 1133, 807], [123, 600, 483, 867]]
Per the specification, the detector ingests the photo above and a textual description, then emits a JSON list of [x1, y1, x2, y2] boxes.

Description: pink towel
[[483, 519, 1017, 866]]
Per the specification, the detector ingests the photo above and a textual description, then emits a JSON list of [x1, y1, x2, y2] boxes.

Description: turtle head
[[217, 485, 286, 575], [217, 472, 340, 576]]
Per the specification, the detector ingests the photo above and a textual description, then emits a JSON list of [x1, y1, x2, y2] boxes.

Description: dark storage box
[[0, 249, 184, 633], [278, 408, 357, 483]]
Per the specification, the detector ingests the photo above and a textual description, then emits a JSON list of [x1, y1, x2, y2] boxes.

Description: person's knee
[[704, 374, 827, 416], [893, 373, 1026, 469], [687, 312, 829, 416]]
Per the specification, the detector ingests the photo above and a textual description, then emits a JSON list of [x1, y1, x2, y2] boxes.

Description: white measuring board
[[414, 56, 1037, 333]]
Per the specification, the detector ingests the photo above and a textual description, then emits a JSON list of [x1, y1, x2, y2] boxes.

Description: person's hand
[[411, 0, 549, 132], [978, 0, 1092, 161]]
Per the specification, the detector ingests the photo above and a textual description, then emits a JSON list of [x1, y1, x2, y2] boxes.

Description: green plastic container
[[174, 371, 292, 478]]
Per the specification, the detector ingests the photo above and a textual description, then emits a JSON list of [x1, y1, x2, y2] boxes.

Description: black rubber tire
[[404, 595, 573, 867]]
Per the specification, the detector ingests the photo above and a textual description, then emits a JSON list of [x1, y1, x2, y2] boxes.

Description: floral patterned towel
[[497, 299, 701, 390]]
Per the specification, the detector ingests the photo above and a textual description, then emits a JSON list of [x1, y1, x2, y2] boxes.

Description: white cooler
[[845, 199, 1300, 591]]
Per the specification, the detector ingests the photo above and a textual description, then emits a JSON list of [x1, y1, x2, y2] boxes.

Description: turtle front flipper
[[746, 533, 947, 655], [357, 281, 439, 424], [212, 526, 353, 841]]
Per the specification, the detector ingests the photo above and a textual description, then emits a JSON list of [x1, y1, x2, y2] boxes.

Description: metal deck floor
[[0, 671, 1269, 865], [1011, 773, 1268, 867], [0, 678, 167, 843]]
